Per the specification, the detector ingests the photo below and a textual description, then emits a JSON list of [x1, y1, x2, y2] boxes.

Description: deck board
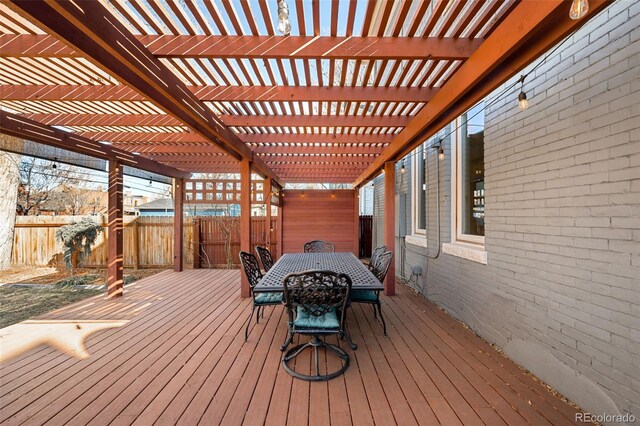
[[0, 269, 584, 425]]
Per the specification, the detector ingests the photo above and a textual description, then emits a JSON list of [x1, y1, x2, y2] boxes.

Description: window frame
[[451, 106, 485, 247], [411, 143, 426, 236]]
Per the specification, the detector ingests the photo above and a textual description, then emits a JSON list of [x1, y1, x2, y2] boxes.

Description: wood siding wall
[[282, 190, 357, 254], [12, 216, 193, 268]]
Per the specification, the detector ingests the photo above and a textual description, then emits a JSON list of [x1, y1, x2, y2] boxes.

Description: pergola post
[[265, 178, 272, 252], [240, 158, 251, 298], [173, 177, 184, 272], [354, 189, 359, 256], [277, 189, 283, 258], [384, 162, 396, 296], [107, 159, 123, 298]]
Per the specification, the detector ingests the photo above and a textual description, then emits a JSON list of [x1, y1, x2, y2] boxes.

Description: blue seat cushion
[[351, 290, 379, 302], [293, 307, 340, 329], [255, 292, 283, 304]]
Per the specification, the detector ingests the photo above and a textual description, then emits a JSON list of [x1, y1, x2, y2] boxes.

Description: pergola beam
[[353, 0, 613, 187], [241, 134, 393, 144], [3, 85, 435, 102], [0, 111, 189, 178], [67, 131, 393, 145], [225, 115, 408, 128], [7, 0, 279, 184], [115, 143, 385, 155], [21, 113, 410, 128], [0, 34, 482, 60]]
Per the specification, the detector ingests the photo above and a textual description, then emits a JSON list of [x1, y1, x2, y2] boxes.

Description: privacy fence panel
[[12, 215, 193, 268]]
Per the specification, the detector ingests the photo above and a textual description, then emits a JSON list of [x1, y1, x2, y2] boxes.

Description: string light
[[277, 0, 291, 36], [438, 146, 445, 161], [517, 75, 529, 111], [51, 157, 58, 170], [569, 0, 588, 20], [400, 160, 406, 174]]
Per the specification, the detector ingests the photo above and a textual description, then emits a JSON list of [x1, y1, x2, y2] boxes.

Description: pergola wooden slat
[[1, 85, 437, 103], [0, 34, 483, 60]]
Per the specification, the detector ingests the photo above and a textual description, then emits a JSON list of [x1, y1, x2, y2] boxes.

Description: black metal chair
[[280, 270, 356, 381], [351, 251, 393, 335], [303, 240, 335, 253], [364, 244, 387, 269], [239, 251, 283, 340], [255, 246, 275, 272]]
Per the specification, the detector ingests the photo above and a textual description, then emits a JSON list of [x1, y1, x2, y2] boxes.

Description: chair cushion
[[293, 307, 340, 329], [255, 292, 283, 304], [351, 290, 378, 302]]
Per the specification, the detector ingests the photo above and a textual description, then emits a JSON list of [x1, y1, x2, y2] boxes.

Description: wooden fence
[[194, 217, 277, 268], [11, 215, 278, 269], [12, 215, 194, 268]]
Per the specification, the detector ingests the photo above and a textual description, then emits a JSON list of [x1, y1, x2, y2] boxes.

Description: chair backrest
[[303, 240, 335, 253], [239, 251, 263, 290], [255, 246, 274, 272], [371, 251, 393, 283], [369, 245, 387, 268], [283, 270, 351, 322]]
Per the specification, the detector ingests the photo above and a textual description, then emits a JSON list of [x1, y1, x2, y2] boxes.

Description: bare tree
[[0, 146, 20, 270], [16, 157, 80, 215]]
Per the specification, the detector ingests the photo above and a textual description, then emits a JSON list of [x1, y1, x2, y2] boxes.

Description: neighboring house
[[373, 4, 639, 421], [135, 198, 241, 217], [124, 192, 149, 215]]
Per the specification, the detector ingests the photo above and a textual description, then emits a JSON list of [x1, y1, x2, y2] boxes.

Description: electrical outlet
[[411, 266, 423, 275]]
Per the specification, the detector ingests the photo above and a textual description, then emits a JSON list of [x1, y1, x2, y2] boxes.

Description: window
[[412, 144, 426, 234], [456, 101, 485, 244]]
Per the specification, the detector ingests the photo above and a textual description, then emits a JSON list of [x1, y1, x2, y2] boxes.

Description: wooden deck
[[0, 269, 583, 425]]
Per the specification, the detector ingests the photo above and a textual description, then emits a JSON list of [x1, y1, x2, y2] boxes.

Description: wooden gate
[[193, 216, 277, 268], [359, 215, 373, 259]]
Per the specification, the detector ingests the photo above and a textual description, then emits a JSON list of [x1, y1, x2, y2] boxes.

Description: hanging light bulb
[[149, 177, 153, 187], [569, 0, 589, 20], [51, 158, 58, 170], [277, 0, 291, 36], [400, 160, 406, 174], [516, 74, 529, 111], [437, 146, 445, 161], [371, 182, 375, 189], [518, 91, 529, 110]]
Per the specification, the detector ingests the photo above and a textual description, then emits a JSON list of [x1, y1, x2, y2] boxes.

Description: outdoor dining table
[[254, 252, 384, 293]]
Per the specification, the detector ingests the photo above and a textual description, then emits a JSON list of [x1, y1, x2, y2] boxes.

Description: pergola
[[0, 0, 609, 297]]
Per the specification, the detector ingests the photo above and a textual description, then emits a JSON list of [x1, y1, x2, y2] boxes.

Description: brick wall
[[384, 2, 639, 420]]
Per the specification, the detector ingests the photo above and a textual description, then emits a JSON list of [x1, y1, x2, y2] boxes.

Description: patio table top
[[254, 252, 384, 293]]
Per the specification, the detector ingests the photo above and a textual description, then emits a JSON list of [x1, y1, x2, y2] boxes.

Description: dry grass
[[0, 268, 168, 329], [0, 286, 103, 329]]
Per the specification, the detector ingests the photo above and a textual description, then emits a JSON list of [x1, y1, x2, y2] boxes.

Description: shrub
[[55, 218, 102, 273], [55, 274, 100, 287]]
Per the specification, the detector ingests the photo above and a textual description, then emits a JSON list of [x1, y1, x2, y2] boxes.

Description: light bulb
[[438, 146, 445, 161], [400, 162, 406, 174], [569, 0, 588, 20], [518, 91, 529, 111], [277, 0, 291, 35]]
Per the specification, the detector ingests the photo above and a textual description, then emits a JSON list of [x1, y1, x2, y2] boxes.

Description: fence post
[[193, 217, 200, 269]]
